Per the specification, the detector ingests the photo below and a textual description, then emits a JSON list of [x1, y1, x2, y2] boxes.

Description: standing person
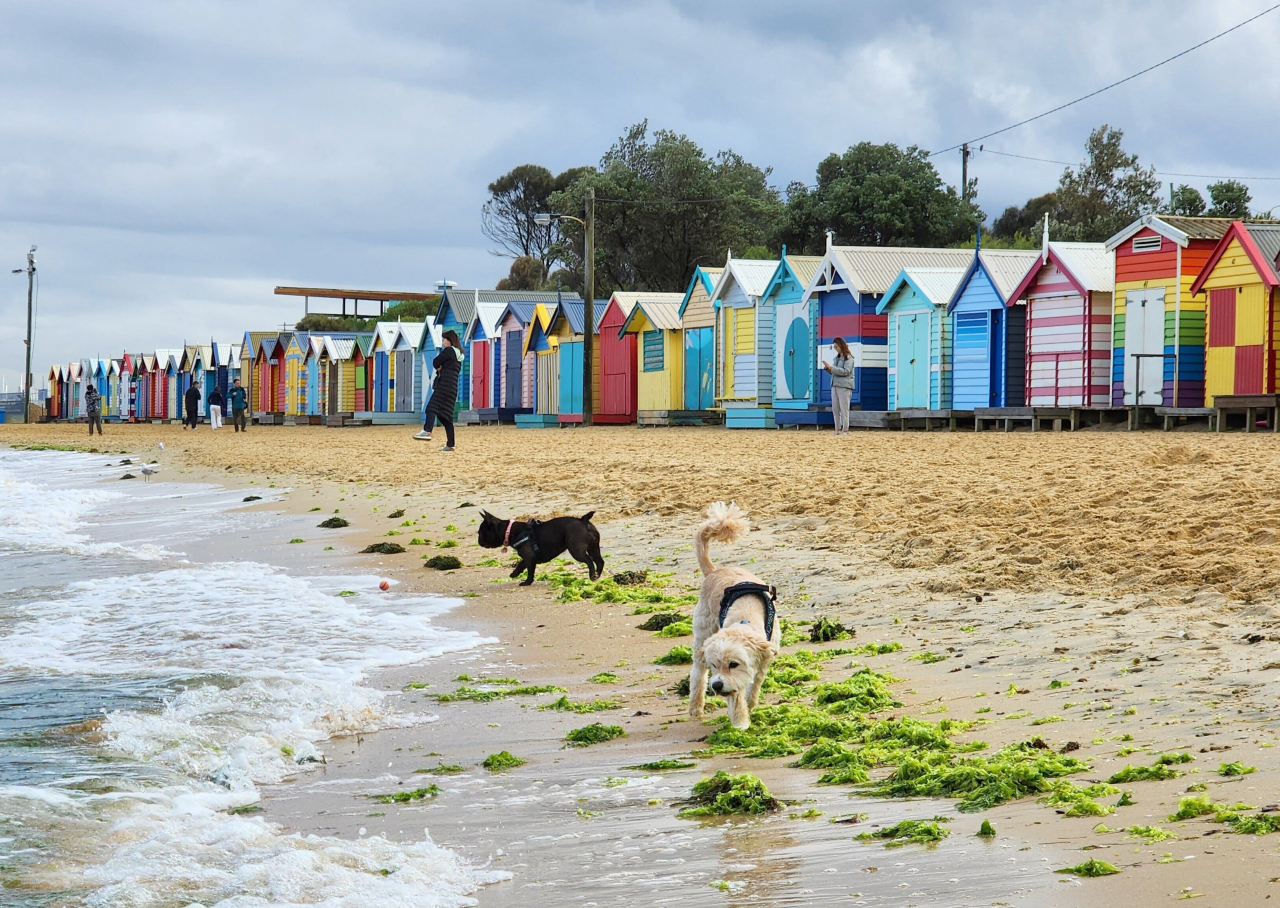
[[822, 337, 855, 436], [228, 378, 248, 432], [413, 329, 463, 452], [85, 382, 103, 436], [183, 382, 201, 430], [207, 385, 224, 431]]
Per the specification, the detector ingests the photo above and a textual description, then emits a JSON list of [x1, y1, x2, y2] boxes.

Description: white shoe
[[439, 445, 455, 453], [413, 431, 432, 440]]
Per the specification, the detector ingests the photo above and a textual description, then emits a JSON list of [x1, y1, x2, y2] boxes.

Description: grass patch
[[856, 818, 949, 847], [624, 760, 697, 772], [809, 617, 853, 643], [654, 646, 693, 665], [482, 751, 525, 772], [565, 723, 626, 747], [372, 785, 440, 803], [1055, 858, 1119, 877], [1219, 761, 1256, 777], [424, 555, 462, 570], [539, 695, 622, 714], [318, 516, 349, 528], [588, 671, 620, 684], [676, 771, 782, 818]]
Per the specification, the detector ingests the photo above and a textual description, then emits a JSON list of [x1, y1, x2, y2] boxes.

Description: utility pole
[[961, 144, 971, 202], [12, 246, 35, 423], [582, 187, 595, 427]]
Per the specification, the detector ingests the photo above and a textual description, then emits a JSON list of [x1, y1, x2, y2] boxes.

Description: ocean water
[[0, 449, 500, 907]]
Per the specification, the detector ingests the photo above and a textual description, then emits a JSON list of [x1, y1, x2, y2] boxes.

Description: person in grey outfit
[[85, 384, 104, 435], [823, 336, 855, 435]]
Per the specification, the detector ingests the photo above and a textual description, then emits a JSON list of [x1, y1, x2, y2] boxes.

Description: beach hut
[[618, 296, 686, 424], [1105, 216, 1236, 408], [240, 331, 272, 411], [415, 318, 445, 418], [163, 352, 181, 422], [762, 252, 825, 426], [799, 241, 976, 418], [876, 267, 968, 411], [134, 355, 152, 421], [253, 335, 288, 420], [320, 336, 352, 417], [89, 360, 108, 419], [707, 256, 781, 428], [66, 362, 83, 419], [395, 322, 426, 415], [1005, 236, 1114, 408], [494, 300, 544, 417], [514, 304, 559, 428], [676, 266, 723, 412], [211, 341, 237, 399], [304, 336, 326, 418], [1189, 221, 1280, 401], [353, 333, 375, 414], [464, 303, 505, 417], [550, 299, 608, 424], [119, 354, 139, 421], [104, 359, 119, 419], [284, 332, 310, 417], [367, 322, 400, 413], [153, 349, 179, 420], [46, 365, 62, 419], [598, 292, 683, 424]]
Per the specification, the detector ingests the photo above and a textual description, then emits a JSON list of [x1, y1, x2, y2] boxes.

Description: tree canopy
[[295, 296, 438, 332], [1050, 125, 1162, 241], [481, 164, 592, 270], [779, 143, 984, 253]]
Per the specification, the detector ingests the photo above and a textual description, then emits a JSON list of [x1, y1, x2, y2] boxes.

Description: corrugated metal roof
[[899, 266, 968, 306], [442, 288, 581, 325], [609, 291, 684, 320], [979, 249, 1045, 298], [712, 258, 781, 300], [502, 300, 541, 325], [325, 336, 356, 360], [309, 336, 326, 359], [1158, 216, 1234, 240], [1244, 224, 1280, 282], [473, 301, 505, 340], [373, 322, 399, 351], [831, 247, 975, 295], [551, 299, 607, 335], [631, 299, 682, 331], [1047, 243, 1113, 293], [786, 255, 824, 289], [398, 322, 426, 349], [355, 333, 375, 356]]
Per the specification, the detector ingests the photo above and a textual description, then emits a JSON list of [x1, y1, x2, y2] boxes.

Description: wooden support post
[[1053, 418, 1063, 432], [1031, 416, 1037, 432], [1004, 418, 1012, 433], [1246, 407, 1255, 433], [1070, 409, 1079, 432], [949, 414, 957, 431], [1217, 408, 1225, 433]]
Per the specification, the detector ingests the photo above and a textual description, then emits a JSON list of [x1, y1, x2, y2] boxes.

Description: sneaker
[[439, 446, 455, 453], [413, 430, 432, 440]]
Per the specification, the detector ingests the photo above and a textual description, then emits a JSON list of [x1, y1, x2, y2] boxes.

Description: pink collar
[[501, 519, 515, 552]]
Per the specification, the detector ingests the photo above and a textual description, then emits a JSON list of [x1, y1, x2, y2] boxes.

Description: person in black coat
[[183, 382, 201, 430], [414, 329, 463, 451]]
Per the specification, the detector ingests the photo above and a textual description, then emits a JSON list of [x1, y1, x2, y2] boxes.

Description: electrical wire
[[979, 146, 1280, 181], [930, 3, 1280, 156]]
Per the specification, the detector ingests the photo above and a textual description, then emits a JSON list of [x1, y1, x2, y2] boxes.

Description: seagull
[[140, 463, 160, 482]]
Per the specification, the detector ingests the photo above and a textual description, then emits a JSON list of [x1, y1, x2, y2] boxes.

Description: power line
[[930, 3, 1280, 156], [979, 146, 1280, 181]]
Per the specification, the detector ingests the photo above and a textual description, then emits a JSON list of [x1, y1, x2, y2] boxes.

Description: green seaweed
[[482, 751, 525, 771], [1156, 751, 1194, 766], [414, 764, 464, 775], [1227, 812, 1280, 835], [809, 617, 853, 643], [856, 818, 950, 847], [637, 612, 686, 632], [656, 620, 693, 638], [1127, 825, 1177, 843], [372, 785, 440, 803], [1108, 762, 1183, 784], [539, 695, 622, 714], [565, 723, 626, 747], [850, 641, 902, 656], [1030, 715, 1064, 726], [978, 819, 996, 837], [623, 759, 697, 771], [588, 671, 620, 684], [1055, 859, 1119, 877], [424, 555, 462, 570], [1039, 781, 1118, 817], [677, 771, 782, 817], [1168, 796, 1215, 822], [361, 542, 405, 554], [544, 568, 697, 607], [779, 618, 805, 647], [1219, 761, 1256, 777], [318, 516, 349, 528], [654, 646, 693, 665], [909, 651, 947, 664]]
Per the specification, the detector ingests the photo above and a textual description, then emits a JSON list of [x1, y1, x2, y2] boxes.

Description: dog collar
[[718, 582, 778, 641], [501, 519, 515, 552]]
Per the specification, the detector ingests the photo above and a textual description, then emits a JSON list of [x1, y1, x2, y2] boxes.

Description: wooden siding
[[1199, 238, 1278, 400], [683, 280, 715, 330], [951, 269, 1002, 409]]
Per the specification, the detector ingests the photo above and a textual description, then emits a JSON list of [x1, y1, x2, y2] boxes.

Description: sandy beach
[[5, 421, 1280, 906]]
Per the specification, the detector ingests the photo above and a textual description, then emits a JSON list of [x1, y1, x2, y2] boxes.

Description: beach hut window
[[642, 330, 664, 372], [1132, 235, 1162, 253], [734, 308, 755, 354]]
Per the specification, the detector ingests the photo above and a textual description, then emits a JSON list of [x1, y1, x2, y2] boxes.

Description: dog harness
[[509, 519, 541, 556], [717, 582, 778, 641]]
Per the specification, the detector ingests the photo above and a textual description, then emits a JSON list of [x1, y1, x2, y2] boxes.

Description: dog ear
[[745, 634, 780, 661]]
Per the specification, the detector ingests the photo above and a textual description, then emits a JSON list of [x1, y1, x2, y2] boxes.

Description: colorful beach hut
[[515, 303, 559, 427], [709, 257, 781, 428], [876, 267, 968, 411], [240, 331, 272, 413], [367, 322, 400, 414], [1005, 237, 1114, 407], [619, 296, 686, 424], [135, 355, 153, 421], [465, 303, 505, 415], [762, 252, 824, 425], [1189, 221, 1280, 400], [284, 332, 311, 417], [677, 266, 723, 412], [153, 349, 179, 420], [68, 362, 84, 419], [46, 365, 62, 419], [395, 322, 426, 415], [547, 299, 606, 424], [495, 300, 542, 416], [1105, 216, 1236, 407], [415, 318, 444, 417], [597, 292, 683, 424], [800, 241, 975, 416], [106, 359, 121, 419]]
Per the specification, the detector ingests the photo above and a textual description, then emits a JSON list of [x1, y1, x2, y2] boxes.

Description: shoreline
[[4, 424, 1280, 905]]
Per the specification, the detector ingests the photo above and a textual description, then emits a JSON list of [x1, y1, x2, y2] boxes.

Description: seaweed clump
[[544, 567, 696, 607], [362, 542, 405, 554], [372, 785, 440, 803], [656, 620, 693, 638], [654, 646, 693, 666], [318, 517, 349, 528], [1055, 859, 1119, 877], [482, 751, 525, 771], [1038, 781, 1118, 817], [565, 723, 626, 747], [809, 617, 853, 643], [676, 771, 782, 818], [623, 760, 697, 772], [856, 818, 949, 847], [588, 671, 620, 684], [637, 612, 685, 632], [424, 555, 462, 570], [539, 695, 622, 714]]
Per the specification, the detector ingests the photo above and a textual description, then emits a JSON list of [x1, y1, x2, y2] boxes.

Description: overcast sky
[[4, 0, 1280, 390]]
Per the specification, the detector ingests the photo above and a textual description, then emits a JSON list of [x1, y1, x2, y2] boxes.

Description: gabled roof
[[709, 258, 781, 304], [398, 322, 426, 349], [762, 253, 825, 303], [678, 265, 724, 317], [242, 330, 275, 353], [548, 299, 606, 337], [522, 302, 559, 357], [607, 291, 683, 319], [48, 364, 63, 380], [875, 266, 968, 315], [1190, 221, 1280, 295], [354, 332, 375, 356], [154, 348, 182, 372], [1104, 215, 1236, 251], [370, 322, 399, 352], [619, 299, 683, 336], [308, 336, 326, 359], [945, 249, 1044, 313], [495, 299, 543, 331], [324, 336, 356, 361], [465, 302, 506, 344], [417, 315, 443, 352], [1004, 241, 1112, 303], [440, 288, 577, 328], [821, 247, 975, 300]]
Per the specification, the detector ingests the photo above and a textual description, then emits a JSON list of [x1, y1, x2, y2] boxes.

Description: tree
[[481, 164, 592, 270], [1206, 179, 1252, 219], [294, 297, 438, 332], [495, 256, 548, 291], [991, 192, 1058, 239], [1166, 184, 1207, 217], [777, 142, 983, 253], [1052, 125, 1161, 241], [548, 121, 782, 294]]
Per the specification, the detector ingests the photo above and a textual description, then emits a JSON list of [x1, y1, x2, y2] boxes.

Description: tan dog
[[688, 501, 780, 730]]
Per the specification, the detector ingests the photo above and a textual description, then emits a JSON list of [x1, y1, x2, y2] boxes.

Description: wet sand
[[5, 421, 1280, 906]]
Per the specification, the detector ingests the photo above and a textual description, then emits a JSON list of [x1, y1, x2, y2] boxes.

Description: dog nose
[[711, 679, 724, 693]]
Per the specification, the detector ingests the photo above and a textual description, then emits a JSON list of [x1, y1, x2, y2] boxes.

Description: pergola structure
[[274, 286, 440, 318]]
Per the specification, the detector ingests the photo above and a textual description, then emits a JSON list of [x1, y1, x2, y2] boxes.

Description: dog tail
[[580, 511, 595, 523], [695, 501, 749, 576]]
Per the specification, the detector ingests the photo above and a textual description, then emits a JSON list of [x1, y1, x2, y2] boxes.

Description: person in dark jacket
[[413, 329, 463, 452], [228, 378, 248, 432], [85, 383, 103, 435], [183, 383, 201, 430], [207, 385, 225, 431]]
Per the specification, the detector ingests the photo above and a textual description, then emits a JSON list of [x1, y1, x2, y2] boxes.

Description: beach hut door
[[778, 306, 811, 401], [328, 363, 339, 413], [395, 350, 414, 411], [559, 341, 583, 414], [684, 327, 714, 410], [1123, 289, 1166, 405], [897, 313, 930, 409], [505, 332, 523, 407]]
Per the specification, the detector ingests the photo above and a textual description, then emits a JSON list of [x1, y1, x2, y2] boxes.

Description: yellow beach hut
[[618, 295, 687, 425]]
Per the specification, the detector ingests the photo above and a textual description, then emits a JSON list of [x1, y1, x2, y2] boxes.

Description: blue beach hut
[[763, 250, 824, 421], [876, 267, 968, 411]]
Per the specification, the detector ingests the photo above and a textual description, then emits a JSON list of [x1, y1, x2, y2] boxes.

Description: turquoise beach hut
[[876, 267, 967, 411], [763, 249, 825, 420]]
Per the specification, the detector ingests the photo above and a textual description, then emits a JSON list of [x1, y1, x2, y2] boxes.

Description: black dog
[[478, 509, 604, 586]]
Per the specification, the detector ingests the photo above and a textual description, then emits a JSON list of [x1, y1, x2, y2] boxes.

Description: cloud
[[4, 0, 1280, 387]]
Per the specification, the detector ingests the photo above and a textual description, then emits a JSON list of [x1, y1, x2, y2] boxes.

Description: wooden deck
[[637, 409, 724, 427], [1212, 394, 1280, 433], [975, 406, 1131, 432], [898, 409, 974, 431]]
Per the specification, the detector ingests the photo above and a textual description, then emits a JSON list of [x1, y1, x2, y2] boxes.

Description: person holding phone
[[822, 337, 854, 436]]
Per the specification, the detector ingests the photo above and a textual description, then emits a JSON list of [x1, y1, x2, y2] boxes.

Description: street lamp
[[11, 246, 35, 423], [535, 187, 596, 425]]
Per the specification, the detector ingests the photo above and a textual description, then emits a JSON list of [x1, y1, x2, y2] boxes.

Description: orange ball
[[379, 580, 390, 591]]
